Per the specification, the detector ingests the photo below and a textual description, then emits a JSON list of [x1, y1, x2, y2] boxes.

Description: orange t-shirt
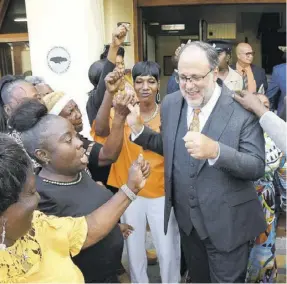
[[91, 108, 164, 198]]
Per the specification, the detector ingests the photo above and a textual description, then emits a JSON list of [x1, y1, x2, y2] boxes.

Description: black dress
[[79, 134, 118, 193], [36, 171, 123, 283], [79, 134, 111, 185]]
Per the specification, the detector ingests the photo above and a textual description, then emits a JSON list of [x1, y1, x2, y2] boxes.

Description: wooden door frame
[[133, 0, 142, 62], [0, 33, 29, 43], [133, 0, 286, 61]]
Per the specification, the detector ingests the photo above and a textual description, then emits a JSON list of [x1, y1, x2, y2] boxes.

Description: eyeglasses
[[242, 52, 255, 57], [175, 69, 213, 84]]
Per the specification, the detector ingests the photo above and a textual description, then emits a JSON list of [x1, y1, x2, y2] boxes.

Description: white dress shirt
[[186, 84, 221, 165], [186, 83, 221, 131], [132, 84, 222, 165]]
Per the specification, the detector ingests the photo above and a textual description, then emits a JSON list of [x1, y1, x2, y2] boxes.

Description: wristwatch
[[120, 184, 137, 201]]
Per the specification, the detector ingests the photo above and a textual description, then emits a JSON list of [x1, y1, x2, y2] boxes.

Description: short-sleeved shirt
[[0, 211, 87, 283], [91, 109, 165, 198], [36, 171, 123, 283]]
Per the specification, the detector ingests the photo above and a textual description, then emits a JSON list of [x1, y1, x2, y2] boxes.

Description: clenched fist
[[113, 91, 135, 119], [111, 24, 129, 47], [183, 132, 219, 160], [119, 223, 134, 239], [105, 70, 124, 95], [127, 154, 150, 193]]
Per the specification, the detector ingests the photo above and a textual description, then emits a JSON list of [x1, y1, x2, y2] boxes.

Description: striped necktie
[[242, 69, 248, 91], [189, 109, 201, 132]]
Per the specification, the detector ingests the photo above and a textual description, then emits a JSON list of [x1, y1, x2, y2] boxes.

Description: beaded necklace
[[42, 172, 82, 186]]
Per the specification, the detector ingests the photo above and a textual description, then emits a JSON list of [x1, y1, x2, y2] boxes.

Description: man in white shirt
[[127, 41, 266, 283]]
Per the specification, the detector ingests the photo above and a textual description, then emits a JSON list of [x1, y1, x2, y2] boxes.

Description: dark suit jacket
[[266, 63, 286, 114], [231, 64, 268, 92], [133, 86, 266, 252], [166, 72, 180, 95]]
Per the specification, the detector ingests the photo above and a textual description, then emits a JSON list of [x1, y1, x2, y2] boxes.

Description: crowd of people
[[0, 24, 286, 283]]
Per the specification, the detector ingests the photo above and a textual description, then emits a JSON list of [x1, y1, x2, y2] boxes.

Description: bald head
[[236, 43, 254, 66], [236, 43, 251, 55]]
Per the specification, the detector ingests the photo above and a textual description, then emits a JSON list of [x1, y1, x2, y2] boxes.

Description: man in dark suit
[[126, 41, 266, 283], [231, 43, 268, 93], [167, 55, 180, 95], [266, 61, 286, 114]]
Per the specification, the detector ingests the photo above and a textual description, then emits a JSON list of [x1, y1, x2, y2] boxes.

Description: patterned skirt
[[246, 183, 277, 283]]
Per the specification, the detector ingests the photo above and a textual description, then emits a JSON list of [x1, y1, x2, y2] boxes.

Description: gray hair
[[25, 76, 45, 86], [179, 41, 219, 70]]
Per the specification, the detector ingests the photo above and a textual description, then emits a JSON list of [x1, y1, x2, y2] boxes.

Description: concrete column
[[25, 0, 105, 136], [25, 0, 105, 104]]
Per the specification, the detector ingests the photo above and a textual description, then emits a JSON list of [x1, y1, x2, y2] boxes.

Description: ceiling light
[[150, 22, 160, 26], [161, 24, 185, 31], [14, 18, 27, 22]]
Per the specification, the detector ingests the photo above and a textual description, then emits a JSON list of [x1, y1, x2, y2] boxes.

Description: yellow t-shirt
[[124, 73, 133, 86], [91, 108, 165, 198], [0, 211, 87, 283]]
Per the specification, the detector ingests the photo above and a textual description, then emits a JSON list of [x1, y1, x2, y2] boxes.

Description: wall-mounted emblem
[[47, 46, 71, 74]]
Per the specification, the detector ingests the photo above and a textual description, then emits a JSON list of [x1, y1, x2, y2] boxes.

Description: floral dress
[[246, 133, 285, 283]]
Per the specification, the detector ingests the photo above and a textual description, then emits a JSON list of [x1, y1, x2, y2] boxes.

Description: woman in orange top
[[92, 61, 180, 283]]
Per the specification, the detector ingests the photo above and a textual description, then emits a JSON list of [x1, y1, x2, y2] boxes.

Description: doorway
[[137, 3, 286, 94]]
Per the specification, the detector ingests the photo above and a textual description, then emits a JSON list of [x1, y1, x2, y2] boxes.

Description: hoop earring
[[156, 92, 161, 103], [0, 217, 7, 250]]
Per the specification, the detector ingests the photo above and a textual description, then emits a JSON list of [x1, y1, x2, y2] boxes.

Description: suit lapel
[[251, 64, 260, 91], [167, 94, 184, 181], [197, 90, 234, 175]]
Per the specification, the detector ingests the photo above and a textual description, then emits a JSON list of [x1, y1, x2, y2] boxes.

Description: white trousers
[[121, 196, 181, 283]]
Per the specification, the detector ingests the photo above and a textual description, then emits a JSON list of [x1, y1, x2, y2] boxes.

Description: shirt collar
[[236, 62, 251, 72], [200, 83, 221, 117]]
